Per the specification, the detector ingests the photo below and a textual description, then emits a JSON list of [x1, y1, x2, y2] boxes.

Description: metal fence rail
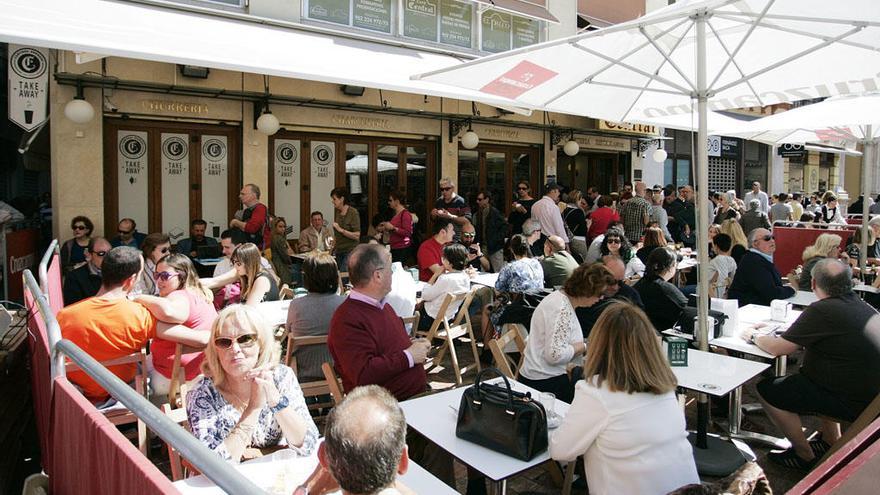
[[38, 238, 58, 296], [24, 267, 268, 494]]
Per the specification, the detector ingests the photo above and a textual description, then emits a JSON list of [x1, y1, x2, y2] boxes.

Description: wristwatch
[[269, 395, 290, 414], [748, 333, 759, 345]]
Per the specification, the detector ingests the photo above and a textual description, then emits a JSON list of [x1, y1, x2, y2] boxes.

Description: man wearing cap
[[530, 182, 569, 247]]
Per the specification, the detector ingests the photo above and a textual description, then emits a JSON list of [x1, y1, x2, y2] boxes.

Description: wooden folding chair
[[401, 313, 421, 337], [161, 383, 196, 481], [488, 326, 526, 379], [285, 335, 334, 414], [417, 289, 482, 386], [65, 348, 150, 455], [819, 391, 880, 463], [322, 362, 346, 404]]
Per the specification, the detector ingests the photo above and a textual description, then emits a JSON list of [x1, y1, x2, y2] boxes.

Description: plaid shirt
[[619, 196, 651, 243]]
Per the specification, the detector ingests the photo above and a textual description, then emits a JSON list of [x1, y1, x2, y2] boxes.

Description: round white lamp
[[256, 111, 280, 136], [461, 130, 479, 149], [563, 139, 580, 157], [64, 97, 95, 124], [652, 147, 668, 162]]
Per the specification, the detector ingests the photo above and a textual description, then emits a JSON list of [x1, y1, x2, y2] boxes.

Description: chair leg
[[465, 323, 482, 374], [562, 459, 577, 495], [138, 419, 148, 456], [446, 331, 463, 386]]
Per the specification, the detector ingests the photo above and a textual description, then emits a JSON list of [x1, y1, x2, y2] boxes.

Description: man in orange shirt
[[57, 246, 210, 402]]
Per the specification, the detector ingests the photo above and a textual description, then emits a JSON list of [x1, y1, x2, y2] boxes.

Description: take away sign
[[8, 44, 49, 132]]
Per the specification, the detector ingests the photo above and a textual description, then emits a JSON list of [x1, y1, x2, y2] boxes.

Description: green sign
[[440, 0, 472, 48], [512, 15, 539, 49], [308, 0, 350, 25], [481, 11, 511, 53], [404, 0, 439, 42], [353, 0, 392, 33]]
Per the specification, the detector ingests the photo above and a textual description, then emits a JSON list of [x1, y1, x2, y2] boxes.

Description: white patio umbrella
[[720, 92, 880, 272], [413, 0, 880, 474]]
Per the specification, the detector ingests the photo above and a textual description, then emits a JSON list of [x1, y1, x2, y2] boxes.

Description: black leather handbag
[[676, 306, 727, 339], [455, 368, 549, 461]]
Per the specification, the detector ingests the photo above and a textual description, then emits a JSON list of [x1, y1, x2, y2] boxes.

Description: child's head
[[442, 243, 469, 271], [713, 233, 732, 254]]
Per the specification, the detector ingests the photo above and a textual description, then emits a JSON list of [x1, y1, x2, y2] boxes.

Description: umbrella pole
[[860, 127, 874, 276], [687, 12, 749, 477]]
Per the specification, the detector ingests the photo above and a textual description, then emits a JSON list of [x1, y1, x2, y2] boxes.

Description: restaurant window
[[163, 0, 244, 9], [662, 129, 694, 188], [457, 145, 539, 214]]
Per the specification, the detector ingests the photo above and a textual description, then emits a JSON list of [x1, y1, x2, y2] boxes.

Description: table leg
[[489, 479, 507, 495], [726, 386, 790, 449], [774, 355, 787, 376]]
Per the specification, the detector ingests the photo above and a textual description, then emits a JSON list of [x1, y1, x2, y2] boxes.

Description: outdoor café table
[[399, 377, 569, 495], [670, 348, 769, 474], [257, 299, 292, 328], [784, 290, 819, 307], [470, 272, 500, 288], [172, 442, 456, 495]]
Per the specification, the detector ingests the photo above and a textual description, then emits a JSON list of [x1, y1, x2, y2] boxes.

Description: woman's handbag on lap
[[455, 368, 549, 461]]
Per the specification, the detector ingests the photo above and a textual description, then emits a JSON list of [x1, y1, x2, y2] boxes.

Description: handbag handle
[[473, 367, 515, 410]]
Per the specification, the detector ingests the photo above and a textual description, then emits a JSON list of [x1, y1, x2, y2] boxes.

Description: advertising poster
[[354, 0, 392, 32], [274, 140, 302, 236], [481, 11, 512, 53], [8, 44, 49, 132], [440, 0, 472, 48], [117, 131, 150, 231], [201, 136, 229, 238], [404, 0, 439, 42], [161, 133, 191, 242]]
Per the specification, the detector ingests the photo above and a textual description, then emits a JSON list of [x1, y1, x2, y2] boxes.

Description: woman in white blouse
[[418, 243, 471, 332], [518, 263, 616, 403], [550, 301, 699, 495]]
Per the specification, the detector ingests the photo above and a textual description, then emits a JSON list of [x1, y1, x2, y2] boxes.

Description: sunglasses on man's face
[[214, 333, 258, 349], [440, 186, 453, 191], [462, 233, 476, 238], [762, 235, 774, 242], [73, 225, 87, 231], [90, 250, 108, 257], [153, 271, 180, 282], [118, 229, 133, 235]]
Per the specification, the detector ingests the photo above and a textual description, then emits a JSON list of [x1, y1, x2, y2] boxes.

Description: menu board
[[353, 0, 392, 33], [404, 0, 439, 42], [440, 0, 472, 48], [512, 15, 539, 49], [481, 11, 511, 53], [308, 0, 350, 25]]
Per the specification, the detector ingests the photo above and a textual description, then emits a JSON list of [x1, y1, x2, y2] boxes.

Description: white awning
[[0, 0, 534, 113]]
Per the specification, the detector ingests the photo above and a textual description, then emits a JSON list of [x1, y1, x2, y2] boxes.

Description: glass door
[[456, 145, 540, 215]]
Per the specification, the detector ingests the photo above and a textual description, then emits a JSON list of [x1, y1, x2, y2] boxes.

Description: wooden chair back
[[401, 313, 420, 337], [285, 335, 334, 413], [488, 327, 526, 379], [322, 362, 346, 404]]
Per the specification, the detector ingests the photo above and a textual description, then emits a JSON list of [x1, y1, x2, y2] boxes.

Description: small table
[[173, 444, 456, 494], [400, 377, 568, 495], [785, 290, 819, 307]]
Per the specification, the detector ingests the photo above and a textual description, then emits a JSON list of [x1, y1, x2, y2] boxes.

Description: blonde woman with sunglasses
[[203, 242, 280, 305], [134, 253, 217, 398], [186, 304, 318, 462]]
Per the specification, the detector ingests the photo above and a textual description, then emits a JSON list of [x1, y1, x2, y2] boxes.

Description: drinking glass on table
[[540, 392, 560, 428]]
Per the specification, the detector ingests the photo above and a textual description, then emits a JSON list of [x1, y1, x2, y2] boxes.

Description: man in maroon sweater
[[329, 244, 430, 400]]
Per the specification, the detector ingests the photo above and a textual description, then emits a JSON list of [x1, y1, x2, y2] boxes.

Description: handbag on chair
[[455, 368, 549, 461]]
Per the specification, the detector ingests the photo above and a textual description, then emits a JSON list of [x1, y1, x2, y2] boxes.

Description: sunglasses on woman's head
[[153, 271, 179, 282], [214, 333, 258, 349]]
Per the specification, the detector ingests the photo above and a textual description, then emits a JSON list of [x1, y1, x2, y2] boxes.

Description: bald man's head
[[811, 258, 852, 298]]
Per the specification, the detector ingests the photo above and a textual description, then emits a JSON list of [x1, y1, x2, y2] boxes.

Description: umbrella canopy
[[413, 3, 880, 464]]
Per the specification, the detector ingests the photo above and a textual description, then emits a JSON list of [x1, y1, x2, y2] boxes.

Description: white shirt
[[530, 195, 570, 242], [625, 256, 645, 279], [550, 378, 699, 495], [386, 263, 418, 328], [520, 290, 582, 381], [744, 190, 770, 214], [213, 256, 273, 277], [585, 235, 605, 264], [421, 271, 470, 321], [707, 254, 737, 298]]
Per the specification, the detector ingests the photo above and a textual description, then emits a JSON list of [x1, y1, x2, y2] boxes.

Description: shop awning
[[474, 0, 560, 24], [0, 0, 534, 113]]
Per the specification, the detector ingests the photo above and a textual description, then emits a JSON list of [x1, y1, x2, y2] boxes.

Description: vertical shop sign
[[117, 131, 150, 231], [512, 16, 539, 49], [481, 11, 511, 53], [274, 140, 302, 236], [161, 133, 191, 243], [404, 0, 439, 42], [310, 141, 337, 223], [201, 136, 229, 237], [440, 0, 472, 48], [353, 0, 392, 32], [707, 135, 722, 157], [8, 44, 49, 132], [308, 0, 351, 25]]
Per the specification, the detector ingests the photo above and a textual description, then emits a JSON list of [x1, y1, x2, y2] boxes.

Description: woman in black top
[[634, 247, 688, 332], [563, 190, 589, 263], [636, 227, 667, 265]]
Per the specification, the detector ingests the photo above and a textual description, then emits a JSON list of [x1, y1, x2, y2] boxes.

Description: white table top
[[470, 272, 500, 288], [677, 257, 699, 270], [671, 349, 769, 397], [737, 304, 802, 325], [257, 299, 292, 327], [173, 444, 455, 495], [194, 258, 222, 266], [400, 377, 568, 482], [855, 283, 880, 294], [785, 290, 819, 307]]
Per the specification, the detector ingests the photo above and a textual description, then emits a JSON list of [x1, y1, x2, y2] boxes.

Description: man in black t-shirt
[[742, 259, 880, 469]]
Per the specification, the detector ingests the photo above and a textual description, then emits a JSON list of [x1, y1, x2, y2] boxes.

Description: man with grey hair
[[743, 259, 880, 470], [230, 183, 270, 248], [296, 385, 413, 495], [529, 181, 569, 246], [329, 244, 430, 401], [739, 198, 772, 236], [522, 217, 546, 257], [744, 180, 770, 214], [431, 177, 471, 242], [728, 227, 796, 306]]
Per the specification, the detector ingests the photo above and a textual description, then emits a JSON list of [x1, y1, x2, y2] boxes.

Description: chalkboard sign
[[440, 0, 472, 48], [354, 0, 392, 32]]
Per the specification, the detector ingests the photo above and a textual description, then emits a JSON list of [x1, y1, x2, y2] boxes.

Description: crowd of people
[[51, 175, 880, 494]]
